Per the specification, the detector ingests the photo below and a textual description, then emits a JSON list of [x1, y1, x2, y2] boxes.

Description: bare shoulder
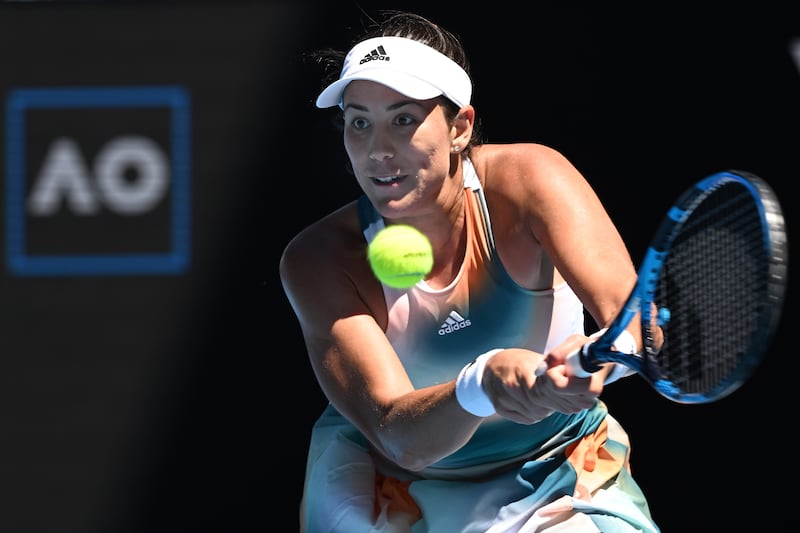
[[475, 142, 565, 165], [470, 143, 592, 207], [279, 201, 386, 327], [280, 201, 361, 289]]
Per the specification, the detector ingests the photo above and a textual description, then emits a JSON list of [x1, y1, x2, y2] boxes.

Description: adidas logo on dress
[[360, 45, 389, 64], [438, 310, 472, 336]]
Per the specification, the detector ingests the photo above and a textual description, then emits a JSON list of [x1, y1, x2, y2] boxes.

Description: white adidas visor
[[315, 36, 472, 109]]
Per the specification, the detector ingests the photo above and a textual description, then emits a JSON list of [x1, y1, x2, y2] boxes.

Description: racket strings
[[656, 181, 770, 398]]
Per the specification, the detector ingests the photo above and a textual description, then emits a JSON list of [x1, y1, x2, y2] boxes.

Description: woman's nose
[[368, 133, 394, 161]]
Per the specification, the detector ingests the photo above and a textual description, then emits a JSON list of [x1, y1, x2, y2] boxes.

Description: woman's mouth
[[373, 175, 407, 185]]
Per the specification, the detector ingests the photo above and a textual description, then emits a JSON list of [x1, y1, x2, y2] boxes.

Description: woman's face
[[341, 80, 457, 219]]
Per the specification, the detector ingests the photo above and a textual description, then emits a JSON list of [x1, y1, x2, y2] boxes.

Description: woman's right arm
[[279, 219, 484, 471]]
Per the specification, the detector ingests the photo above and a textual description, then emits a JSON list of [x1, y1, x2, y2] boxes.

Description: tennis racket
[[565, 170, 788, 404]]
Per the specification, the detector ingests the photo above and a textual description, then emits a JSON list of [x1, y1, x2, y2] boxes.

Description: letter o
[[94, 136, 169, 214]]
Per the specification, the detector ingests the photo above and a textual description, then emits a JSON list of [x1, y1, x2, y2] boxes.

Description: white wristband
[[611, 329, 637, 354], [455, 349, 503, 417], [604, 363, 636, 384], [605, 329, 637, 384]]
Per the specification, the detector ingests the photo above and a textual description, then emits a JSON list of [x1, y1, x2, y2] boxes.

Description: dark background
[[0, 1, 796, 531]]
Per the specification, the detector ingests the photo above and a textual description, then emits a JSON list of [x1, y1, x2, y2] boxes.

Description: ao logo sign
[[4, 86, 191, 276], [30, 136, 168, 217]]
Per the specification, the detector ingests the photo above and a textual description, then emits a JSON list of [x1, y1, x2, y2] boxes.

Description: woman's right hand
[[481, 340, 604, 424]]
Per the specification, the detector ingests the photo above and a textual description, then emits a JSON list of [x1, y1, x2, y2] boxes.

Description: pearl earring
[[452, 145, 460, 153]]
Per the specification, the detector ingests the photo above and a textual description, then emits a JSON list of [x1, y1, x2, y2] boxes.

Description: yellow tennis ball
[[367, 224, 434, 289]]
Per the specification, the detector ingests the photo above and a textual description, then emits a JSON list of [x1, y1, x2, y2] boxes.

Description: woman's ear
[[450, 105, 475, 151]]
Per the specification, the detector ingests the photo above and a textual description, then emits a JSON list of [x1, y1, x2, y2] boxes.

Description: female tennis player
[[280, 10, 661, 532]]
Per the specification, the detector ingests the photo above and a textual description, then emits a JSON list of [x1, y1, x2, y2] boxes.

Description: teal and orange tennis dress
[[300, 158, 659, 532]]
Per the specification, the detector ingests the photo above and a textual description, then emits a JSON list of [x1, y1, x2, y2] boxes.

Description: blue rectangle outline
[[4, 85, 191, 276]]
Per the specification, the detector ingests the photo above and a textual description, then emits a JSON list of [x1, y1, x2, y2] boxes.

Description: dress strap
[[462, 156, 481, 191]]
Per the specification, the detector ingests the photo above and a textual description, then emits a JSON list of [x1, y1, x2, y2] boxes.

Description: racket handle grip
[[565, 344, 597, 378], [534, 343, 596, 378]]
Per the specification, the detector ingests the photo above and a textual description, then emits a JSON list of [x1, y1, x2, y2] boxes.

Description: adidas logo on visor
[[360, 45, 388, 64]]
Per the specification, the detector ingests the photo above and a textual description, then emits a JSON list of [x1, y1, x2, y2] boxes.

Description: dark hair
[[310, 11, 483, 152]]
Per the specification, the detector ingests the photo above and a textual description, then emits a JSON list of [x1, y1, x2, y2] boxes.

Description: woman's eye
[[351, 117, 369, 129], [395, 115, 415, 126]]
